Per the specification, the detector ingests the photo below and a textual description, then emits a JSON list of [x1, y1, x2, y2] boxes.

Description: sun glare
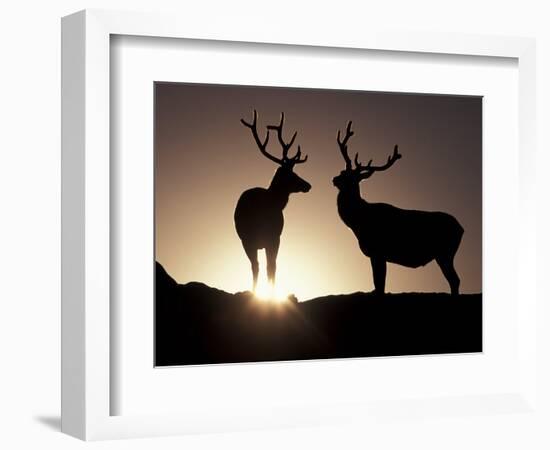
[[254, 279, 290, 303]]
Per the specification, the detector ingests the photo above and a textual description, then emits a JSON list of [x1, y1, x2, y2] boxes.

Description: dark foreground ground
[[155, 262, 482, 366]]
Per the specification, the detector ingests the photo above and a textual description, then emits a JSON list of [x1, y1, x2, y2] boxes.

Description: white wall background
[[0, 1, 548, 449]]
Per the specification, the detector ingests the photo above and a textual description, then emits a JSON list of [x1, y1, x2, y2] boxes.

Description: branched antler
[[267, 113, 308, 165], [240, 110, 280, 164], [337, 121, 401, 178], [241, 110, 307, 166], [356, 145, 401, 179], [336, 121, 354, 170], [267, 113, 296, 159]]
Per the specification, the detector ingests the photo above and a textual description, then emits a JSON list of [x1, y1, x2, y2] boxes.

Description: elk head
[[241, 110, 311, 194], [332, 121, 401, 192]]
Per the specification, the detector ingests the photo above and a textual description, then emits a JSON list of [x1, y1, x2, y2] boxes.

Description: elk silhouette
[[234, 110, 311, 292], [333, 121, 464, 295]]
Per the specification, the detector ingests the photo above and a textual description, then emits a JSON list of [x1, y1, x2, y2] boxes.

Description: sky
[[155, 82, 482, 300]]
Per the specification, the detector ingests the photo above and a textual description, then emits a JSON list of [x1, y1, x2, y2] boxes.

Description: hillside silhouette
[[155, 262, 481, 366]]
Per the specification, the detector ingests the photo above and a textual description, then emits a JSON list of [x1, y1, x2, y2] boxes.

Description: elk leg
[[436, 255, 460, 295], [371, 258, 386, 295], [243, 243, 259, 292], [265, 239, 280, 288]]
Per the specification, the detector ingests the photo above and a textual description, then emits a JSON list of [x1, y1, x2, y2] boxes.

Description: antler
[[356, 145, 401, 179], [337, 121, 401, 178], [267, 113, 308, 165], [241, 110, 281, 165], [336, 121, 354, 170], [241, 110, 307, 166]]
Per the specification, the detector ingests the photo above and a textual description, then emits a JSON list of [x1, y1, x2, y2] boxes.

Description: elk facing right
[[234, 110, 311, 294], [332, 121, 464, 295]]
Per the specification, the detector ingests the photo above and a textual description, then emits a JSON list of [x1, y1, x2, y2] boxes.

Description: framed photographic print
[[61, 9, 538, 441]]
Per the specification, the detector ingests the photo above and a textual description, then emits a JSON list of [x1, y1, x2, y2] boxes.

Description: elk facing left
[[332, 121, 463, 295]]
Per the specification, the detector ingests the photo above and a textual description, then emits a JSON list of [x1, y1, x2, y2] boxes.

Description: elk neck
[[267, 177, 292, 210], [337, 184, 367, 227]]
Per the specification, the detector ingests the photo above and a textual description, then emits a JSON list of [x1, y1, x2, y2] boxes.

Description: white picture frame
[[61, 9, 537, 441]]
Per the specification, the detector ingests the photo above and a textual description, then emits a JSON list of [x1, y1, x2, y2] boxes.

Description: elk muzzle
[[301, 181, 312, 193]]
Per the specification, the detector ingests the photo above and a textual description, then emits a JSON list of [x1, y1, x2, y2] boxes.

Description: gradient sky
[[155, 82, 481, 300]]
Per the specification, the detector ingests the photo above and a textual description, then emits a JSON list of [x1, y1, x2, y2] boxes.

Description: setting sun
[[253, 278, 290, 303]]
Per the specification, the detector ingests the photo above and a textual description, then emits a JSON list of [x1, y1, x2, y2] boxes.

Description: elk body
[[235, 110, 311, 292], [333, 122, 463, 295]]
